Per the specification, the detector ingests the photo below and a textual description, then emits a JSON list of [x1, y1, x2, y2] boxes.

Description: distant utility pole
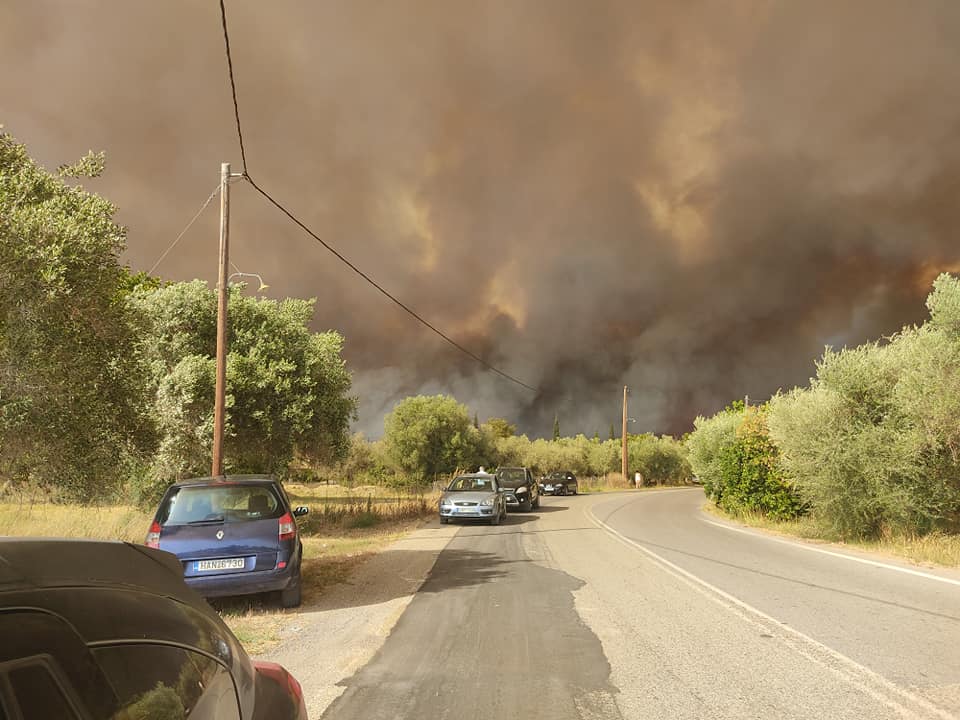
[[212, 161, 242, 477], [621, 385, 628, 482]]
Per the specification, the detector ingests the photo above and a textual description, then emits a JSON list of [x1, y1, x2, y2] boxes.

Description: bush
[[686, 403, 744, 501], [714, 407, 805, 520], [768, 320, 960, 537]]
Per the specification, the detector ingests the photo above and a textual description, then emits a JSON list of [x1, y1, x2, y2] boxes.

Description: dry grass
[[0, 482, 438, 654], [0, 499, 153, 543], [577, 473, 696, 493], [705, 503, 960, 568], [285, 482, 440, 531]]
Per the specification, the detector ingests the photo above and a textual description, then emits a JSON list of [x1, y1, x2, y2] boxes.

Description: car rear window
[[93, 644, 240, 720], [497, 469, 527, 484], [448, 476, 495, 492], [158, 484, 284, 525]]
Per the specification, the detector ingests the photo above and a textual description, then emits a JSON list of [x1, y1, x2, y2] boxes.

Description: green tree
[[129, 281, 356, 503], [382, 395, 483, 484], [553, 415, 561, 441], [484, 417, 516, 439], [0, 132, 154, 500]]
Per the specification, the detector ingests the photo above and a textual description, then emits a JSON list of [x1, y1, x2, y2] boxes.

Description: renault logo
[[216, 530, 224, 540]]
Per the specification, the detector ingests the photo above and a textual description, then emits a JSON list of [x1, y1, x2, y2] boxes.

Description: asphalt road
[[319, 489, 960, 720]]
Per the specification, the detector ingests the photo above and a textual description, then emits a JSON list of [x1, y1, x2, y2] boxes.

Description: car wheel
[[440, 517, 449, 524], [572, 485, 578, 495], [520, 495, 532, 512], [280, 575, 302, 609]]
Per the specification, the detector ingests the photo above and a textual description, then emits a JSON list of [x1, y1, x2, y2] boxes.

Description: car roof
[[0, 539, 193, 598], [0, 539, 246, 668], [455, 473, 496, 479], [170, 474, 277, 488]]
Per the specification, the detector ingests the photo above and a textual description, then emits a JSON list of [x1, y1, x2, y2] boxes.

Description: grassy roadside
[[0, 483, 439, 654], [703, 503, 960, 569]]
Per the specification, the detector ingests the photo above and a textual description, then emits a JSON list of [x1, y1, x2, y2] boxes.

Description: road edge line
[[585, 503, 954, 720], [700, 516, 960, 587]]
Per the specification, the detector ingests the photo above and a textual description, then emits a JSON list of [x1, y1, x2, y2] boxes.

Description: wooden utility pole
[[212, 162, 231, 477], [621, 385, 628, 482]]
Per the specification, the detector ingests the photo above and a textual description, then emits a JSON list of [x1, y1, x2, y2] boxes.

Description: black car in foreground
[[0, 539, 308, 720], [540, 471, 578, 496], [495, 466, 541, 511]]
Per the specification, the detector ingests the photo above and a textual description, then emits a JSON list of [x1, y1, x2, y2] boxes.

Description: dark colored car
[[439, 473, 507, 525], [0, 538, 307, 719], [147, 475, 309, 608], [495, 466, 541, 511], [540, 471, 578, 496]]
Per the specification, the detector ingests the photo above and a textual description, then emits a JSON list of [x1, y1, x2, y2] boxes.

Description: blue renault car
[[146, 475, 309, 608]]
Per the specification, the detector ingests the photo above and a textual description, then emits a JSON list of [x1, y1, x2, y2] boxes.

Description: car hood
[[442, 491, 497, 503]]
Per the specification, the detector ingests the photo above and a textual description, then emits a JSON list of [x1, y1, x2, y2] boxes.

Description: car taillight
[[278, 512, 296, 542], [145, 521, 161, 549], [254, 661, 304, 705]]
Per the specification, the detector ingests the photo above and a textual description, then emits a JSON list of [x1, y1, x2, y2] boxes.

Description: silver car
[[439, 473, 507, 525]]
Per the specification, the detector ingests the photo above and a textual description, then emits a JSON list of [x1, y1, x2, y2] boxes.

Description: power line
[[147, 184, 220, 275], [215, 1, 537, 393], [218, 0, 248, 174], [246, 176, 538, 392]]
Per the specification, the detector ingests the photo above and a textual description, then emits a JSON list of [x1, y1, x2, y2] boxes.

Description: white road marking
[[700, 516, 960, 587], [586, 503, 955, 720]]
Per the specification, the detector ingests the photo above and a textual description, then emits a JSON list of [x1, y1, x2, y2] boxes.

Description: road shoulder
[[257, 520, 459, 716]]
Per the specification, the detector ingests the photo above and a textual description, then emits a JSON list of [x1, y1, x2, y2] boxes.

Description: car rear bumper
[[185, 565, 297, 598]]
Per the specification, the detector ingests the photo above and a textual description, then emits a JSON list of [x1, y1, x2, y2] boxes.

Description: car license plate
[[196, 558, 244, 571]]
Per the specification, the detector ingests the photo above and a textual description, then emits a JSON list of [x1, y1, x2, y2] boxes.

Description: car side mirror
[[496, 487, 505, 492], [293, 506, 309, 517]]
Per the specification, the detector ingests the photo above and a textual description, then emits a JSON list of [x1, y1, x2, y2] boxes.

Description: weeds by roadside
[[705, 503, 960, 568]]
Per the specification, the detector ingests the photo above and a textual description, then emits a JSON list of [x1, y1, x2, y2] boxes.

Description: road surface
[[314, 489, 960, 719]]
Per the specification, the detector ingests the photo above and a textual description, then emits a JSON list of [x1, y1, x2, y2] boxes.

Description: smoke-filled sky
[[4, 1, 960, 437]]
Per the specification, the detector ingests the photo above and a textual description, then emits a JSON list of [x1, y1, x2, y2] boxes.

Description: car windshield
[[158, 484, 283, 525], [447, 476, 495, 492], [548, 472, 567, 480], [497, 469, 527, 486]]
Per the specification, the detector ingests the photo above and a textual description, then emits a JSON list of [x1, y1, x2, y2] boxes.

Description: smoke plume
[[4, 1, 960, 436]]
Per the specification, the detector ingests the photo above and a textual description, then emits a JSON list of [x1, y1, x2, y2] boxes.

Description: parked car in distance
[[495, 466, 541, 511], [147, 475, 308, 608], [541, 471, 578, 496], [439, 472, 507, 525], [0, 538, 307, 719]]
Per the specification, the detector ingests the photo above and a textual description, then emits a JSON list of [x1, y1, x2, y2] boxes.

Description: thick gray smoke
[[4, 1, 960, 437]]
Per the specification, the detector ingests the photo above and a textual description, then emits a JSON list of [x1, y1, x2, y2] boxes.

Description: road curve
[[319, 489, 960, 720]]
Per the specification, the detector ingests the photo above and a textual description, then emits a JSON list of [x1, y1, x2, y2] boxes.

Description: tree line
[[332, 393, 693, 488]]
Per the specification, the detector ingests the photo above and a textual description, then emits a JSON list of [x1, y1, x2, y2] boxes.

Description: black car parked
[[540, 471, 578, 496], [495, 467, 541, 511], [0, 539, 307, 719]]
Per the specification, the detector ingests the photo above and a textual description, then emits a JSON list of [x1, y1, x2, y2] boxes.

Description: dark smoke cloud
[[4, 1, 960, 437]]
